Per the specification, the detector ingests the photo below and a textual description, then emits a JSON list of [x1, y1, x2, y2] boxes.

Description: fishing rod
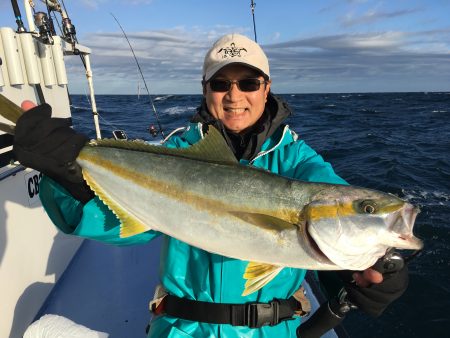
[[110, 13, 165, 139], [11, 0, 26, 32], [250, 0, 257, 42], [7, 1, 48, 105], [29, 0, 102, 138]]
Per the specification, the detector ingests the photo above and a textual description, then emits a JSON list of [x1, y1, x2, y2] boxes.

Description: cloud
[[66, 27, 450, 94], [270, 32, 281, 42], [80, 0, 107, 10], [268, 32, 407, 51], [263, 29, 450, 93], [67, 27, 235, 94], [124, 0, 153, 4], [341, 8, 420, 27]]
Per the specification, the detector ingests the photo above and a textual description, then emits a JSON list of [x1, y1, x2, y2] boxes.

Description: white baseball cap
[[202, 33, 270, 82]]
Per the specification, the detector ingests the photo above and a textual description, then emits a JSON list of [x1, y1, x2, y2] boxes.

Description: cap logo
[[217, 43, 247, 59]]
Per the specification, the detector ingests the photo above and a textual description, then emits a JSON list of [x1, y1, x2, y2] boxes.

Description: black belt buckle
[[247, 300, 280, 328]]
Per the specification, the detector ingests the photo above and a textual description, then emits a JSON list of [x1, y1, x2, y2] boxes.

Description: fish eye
[[360, 200, 377, 214]]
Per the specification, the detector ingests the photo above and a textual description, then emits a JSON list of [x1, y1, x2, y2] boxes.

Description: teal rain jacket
[[39, 122, 346, 338]]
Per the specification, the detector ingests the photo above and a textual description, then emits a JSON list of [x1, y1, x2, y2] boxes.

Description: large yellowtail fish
[[0, 95, 423, 296]]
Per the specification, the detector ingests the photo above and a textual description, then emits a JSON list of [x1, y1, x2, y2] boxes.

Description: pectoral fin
[[242, 262, 283, 296], [230, 211, 297, 232], [82, 170, 150, 238]]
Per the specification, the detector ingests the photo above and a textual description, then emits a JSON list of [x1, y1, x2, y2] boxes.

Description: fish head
[[304, 186, 423, 270]]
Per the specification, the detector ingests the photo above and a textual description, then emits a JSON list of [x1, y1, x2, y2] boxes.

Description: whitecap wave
[[154, 95, 175, 101], [163, 106, 197, 115], [70, 104, 91, 110], [402, 188, 450, 206]]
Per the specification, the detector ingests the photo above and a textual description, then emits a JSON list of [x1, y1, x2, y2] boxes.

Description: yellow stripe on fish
[[307, 199, 404, 221], [307, 203, 356, 221]]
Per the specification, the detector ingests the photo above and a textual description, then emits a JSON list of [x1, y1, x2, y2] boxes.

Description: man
[[14, 33, 408, 337]]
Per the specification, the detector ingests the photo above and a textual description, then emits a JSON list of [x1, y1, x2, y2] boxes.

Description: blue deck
[[37, 238, 162, 337], [37, 236, 339, 337]]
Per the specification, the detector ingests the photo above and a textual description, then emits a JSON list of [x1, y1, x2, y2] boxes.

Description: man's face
[[204, 64, 271, 134]]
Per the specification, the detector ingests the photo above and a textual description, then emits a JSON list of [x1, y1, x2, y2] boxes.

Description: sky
[[1, 0, 449, 94]]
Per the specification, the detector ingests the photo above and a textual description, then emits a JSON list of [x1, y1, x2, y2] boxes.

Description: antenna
[[250, 0, 257, 42]]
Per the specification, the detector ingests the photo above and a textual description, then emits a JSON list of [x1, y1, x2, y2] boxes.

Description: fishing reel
[[328, 249, 406, 316], [38, 0, 79, 53], [61, 17, 76, 44], [149, 125, 159, 138], [61, 16, 79, 54], [34, 12, 55, 45], [297, 250, 407, 338]]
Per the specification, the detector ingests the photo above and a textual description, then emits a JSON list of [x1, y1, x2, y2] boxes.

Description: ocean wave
[[70, 104, 91, 111], [402, 188, 450, 206], [163, 106, 197, 116], [154, 95, 175, 101]]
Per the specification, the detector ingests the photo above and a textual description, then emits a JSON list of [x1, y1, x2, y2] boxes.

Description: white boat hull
[[0, 21, 86, 338], [0, 166, 83, 337]]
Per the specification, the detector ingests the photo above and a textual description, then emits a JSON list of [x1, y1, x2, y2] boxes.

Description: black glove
[[338, 265, 409, 317], [13, 103, 94, 204]]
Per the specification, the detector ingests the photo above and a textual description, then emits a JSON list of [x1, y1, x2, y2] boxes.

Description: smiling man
[[202, 34, 271, 136], [204, 63, 270, 134], [193, 34, 284, 162], [14, 33, 409, 337]]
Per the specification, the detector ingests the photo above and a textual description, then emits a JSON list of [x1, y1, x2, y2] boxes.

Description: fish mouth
[[387, 203, 423, 250]]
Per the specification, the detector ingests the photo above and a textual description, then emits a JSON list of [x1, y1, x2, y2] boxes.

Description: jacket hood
[[190, 93, 292, 160]]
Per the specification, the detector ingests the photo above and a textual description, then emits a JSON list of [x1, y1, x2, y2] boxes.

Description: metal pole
[[23, 0, 36, 32], [250, 0, 257, 42], [83, 54, 102, 139]]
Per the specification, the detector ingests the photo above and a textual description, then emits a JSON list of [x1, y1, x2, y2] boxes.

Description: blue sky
[[1, 0, 449, 94]]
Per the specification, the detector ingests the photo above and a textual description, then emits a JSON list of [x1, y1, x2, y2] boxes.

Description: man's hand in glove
[[13, 101, 94, 204], [339, 265, 409, 317]]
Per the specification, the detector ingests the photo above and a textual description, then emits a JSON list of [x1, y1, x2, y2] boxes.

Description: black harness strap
[[163, 294, 299, 328]]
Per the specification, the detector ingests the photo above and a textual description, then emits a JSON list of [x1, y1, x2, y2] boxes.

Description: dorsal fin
[[91, 126, 237, 165]]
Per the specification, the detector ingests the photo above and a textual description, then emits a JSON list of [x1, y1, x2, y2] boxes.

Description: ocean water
[[70, 92, 450, 338]]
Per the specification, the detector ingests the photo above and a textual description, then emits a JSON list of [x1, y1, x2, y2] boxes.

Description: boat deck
[[37, 237, 340, 337], [37, 238, 161, 337]]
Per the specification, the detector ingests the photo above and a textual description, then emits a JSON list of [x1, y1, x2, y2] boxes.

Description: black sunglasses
[[207, 78, 267, 92]]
